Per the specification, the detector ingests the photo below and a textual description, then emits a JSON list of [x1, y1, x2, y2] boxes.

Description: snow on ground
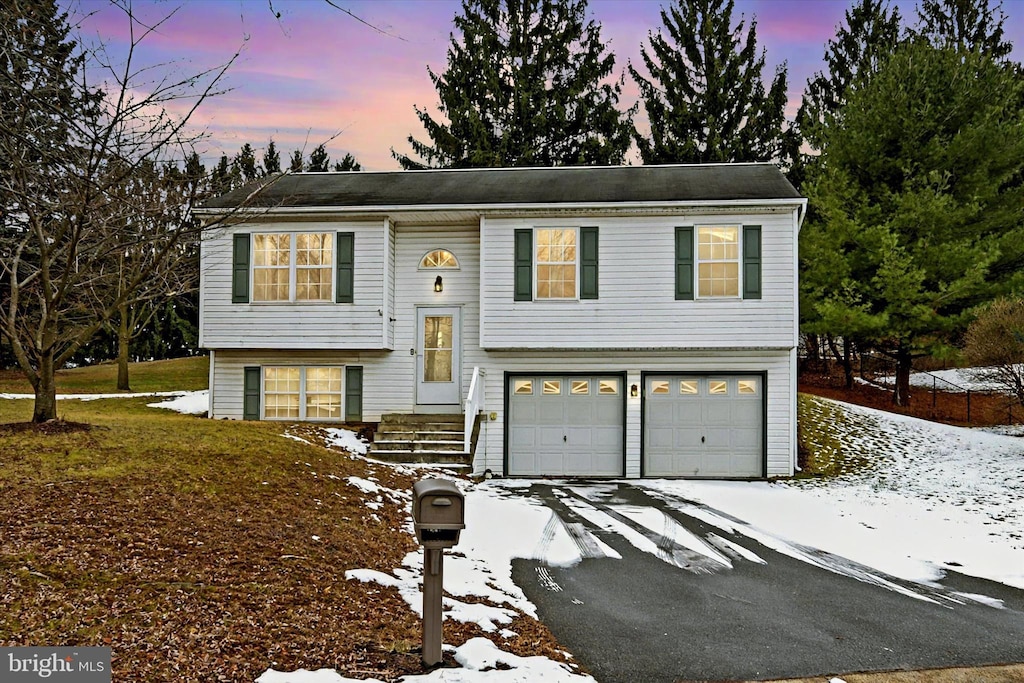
[[644, 397, 1024, 591], [1, 390, 190, 401], [7, 389, 1012, 679], [864, 365, 1016, 392], [147, 390, 208, 414], [257, 637, 595, 682], [259, 396, 1024, 681]]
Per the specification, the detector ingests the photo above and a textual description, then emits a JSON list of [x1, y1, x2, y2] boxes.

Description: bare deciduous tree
[[964, 297, 1024, 406], [0, 0, 250, 421]]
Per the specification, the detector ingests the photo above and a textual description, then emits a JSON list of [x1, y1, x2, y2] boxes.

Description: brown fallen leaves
[[0, 431, 573, 681]]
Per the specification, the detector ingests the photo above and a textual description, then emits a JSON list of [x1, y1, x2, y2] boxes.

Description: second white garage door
[[507, 375, 625, 476], [643, 374, 764, 478]]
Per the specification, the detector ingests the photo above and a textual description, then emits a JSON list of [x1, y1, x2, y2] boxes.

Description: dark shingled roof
[[200, 164, 800, 210]]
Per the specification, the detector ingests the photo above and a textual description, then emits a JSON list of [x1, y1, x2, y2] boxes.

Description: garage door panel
[[643, 374, 763, 478], [539, 427, 568, 447], [508, 375, 624, 477]]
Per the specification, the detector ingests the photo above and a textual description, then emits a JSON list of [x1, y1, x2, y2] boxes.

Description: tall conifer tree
[[803, 42, 1024, 405], [914, 0, 1012, 58], [796, 0, 903, 160], [393, 0, 633, 169], [628, 0, 792, 165]]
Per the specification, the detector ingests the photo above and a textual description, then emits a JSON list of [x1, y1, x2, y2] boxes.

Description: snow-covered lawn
[[863, 365, 1020, 393]]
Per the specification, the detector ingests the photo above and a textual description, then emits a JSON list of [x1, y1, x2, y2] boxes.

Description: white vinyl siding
[[479, 211, 797, 350], [200, 220, 389, 350]]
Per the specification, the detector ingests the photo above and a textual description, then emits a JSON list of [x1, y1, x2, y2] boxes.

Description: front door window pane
[[423, 315, 453, 382]]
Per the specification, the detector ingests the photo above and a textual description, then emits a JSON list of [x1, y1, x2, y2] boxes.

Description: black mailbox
[[412, 478, 465, 548]]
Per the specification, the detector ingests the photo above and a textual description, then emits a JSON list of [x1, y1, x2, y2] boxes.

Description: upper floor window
[[675, 225, 760, 300], [697, 226, 739, 297], [420, 249, 459, 269], [536, 228, 577, 299], [253, 233, 333, 302]]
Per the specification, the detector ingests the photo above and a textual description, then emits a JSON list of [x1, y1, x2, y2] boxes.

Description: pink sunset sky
[[75, 0, 1024, 171]]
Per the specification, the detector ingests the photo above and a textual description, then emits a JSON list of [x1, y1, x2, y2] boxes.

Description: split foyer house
[[197, 164, 806, 479]]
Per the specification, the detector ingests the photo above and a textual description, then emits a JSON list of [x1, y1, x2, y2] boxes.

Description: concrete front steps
[[369, 413, 472, 466]]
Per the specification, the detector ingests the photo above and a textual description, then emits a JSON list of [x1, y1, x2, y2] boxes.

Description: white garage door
[[644, 375, 764, 478], [507, 375, 625, 476]]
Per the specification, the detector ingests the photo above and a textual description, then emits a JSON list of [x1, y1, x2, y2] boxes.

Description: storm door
[[415, 307, 461, 405]]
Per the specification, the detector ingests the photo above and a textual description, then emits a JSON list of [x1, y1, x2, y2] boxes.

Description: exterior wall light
[[630, 383, 639, 397], [434, 275, 443, 293]]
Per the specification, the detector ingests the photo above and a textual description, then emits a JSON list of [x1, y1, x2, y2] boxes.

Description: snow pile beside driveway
[[257, 637, 594, 682], [645, 396, 1024, 590]]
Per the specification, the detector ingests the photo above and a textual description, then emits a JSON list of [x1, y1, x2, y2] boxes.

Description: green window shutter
[[580, 226, 599, 300], [243, 366, 260, 420], [513, 229, 532, 301], [345, 366, 363, 422], [336, 232, 354, 303], [675, 226, 694, 300], [743, 225, 762, 300], [232, 234, 250, 303]]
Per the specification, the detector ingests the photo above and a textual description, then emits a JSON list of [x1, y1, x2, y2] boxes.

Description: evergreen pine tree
[[803, 42, 1024, 405], [333, 153, 361, 171], [263, 139, 282, 174], [288, 149, 304, 173], [914, 0, 1012, 58], [393, 0, 633, 169], [232, 142, 261, 182], [628, 0, 792, 165], [307, 143, 330, 172], [796, 0, 903, 161]]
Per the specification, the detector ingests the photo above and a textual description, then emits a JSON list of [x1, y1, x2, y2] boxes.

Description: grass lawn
[[0, 359, 564, 680], [0, 356, 209, 395]]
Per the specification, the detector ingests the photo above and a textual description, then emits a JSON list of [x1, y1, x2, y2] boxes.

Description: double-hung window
[[514, 227, 599, 301], [697, 226, 740, 297], [675, 225, 761, 300], [253, 232, 333, 302], [262, 366, 343, 420], [536, 229, 577, 299]]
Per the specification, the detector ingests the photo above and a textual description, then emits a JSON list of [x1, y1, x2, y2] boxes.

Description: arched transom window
[[419, 249, 459, 269]]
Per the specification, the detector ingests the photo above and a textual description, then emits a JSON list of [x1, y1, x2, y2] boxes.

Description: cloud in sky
[[74, 0, 1023, 172]]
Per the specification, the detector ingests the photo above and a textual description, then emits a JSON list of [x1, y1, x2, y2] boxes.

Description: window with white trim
[[697, 226, 739, 297], [263, 366, 343, 420], [536, 228, 577, 299], [253, 233, 333, 302], [419, 249, 459, 269]]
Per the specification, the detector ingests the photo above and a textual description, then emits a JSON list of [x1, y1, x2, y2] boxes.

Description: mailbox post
[[411, 479, 465, 667]]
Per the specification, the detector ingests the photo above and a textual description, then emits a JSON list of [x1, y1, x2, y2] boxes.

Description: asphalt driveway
[[506, 482, 1024, 682]]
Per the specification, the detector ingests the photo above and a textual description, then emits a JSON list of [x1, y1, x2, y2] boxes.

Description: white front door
[[415, 307, 461, 406]]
